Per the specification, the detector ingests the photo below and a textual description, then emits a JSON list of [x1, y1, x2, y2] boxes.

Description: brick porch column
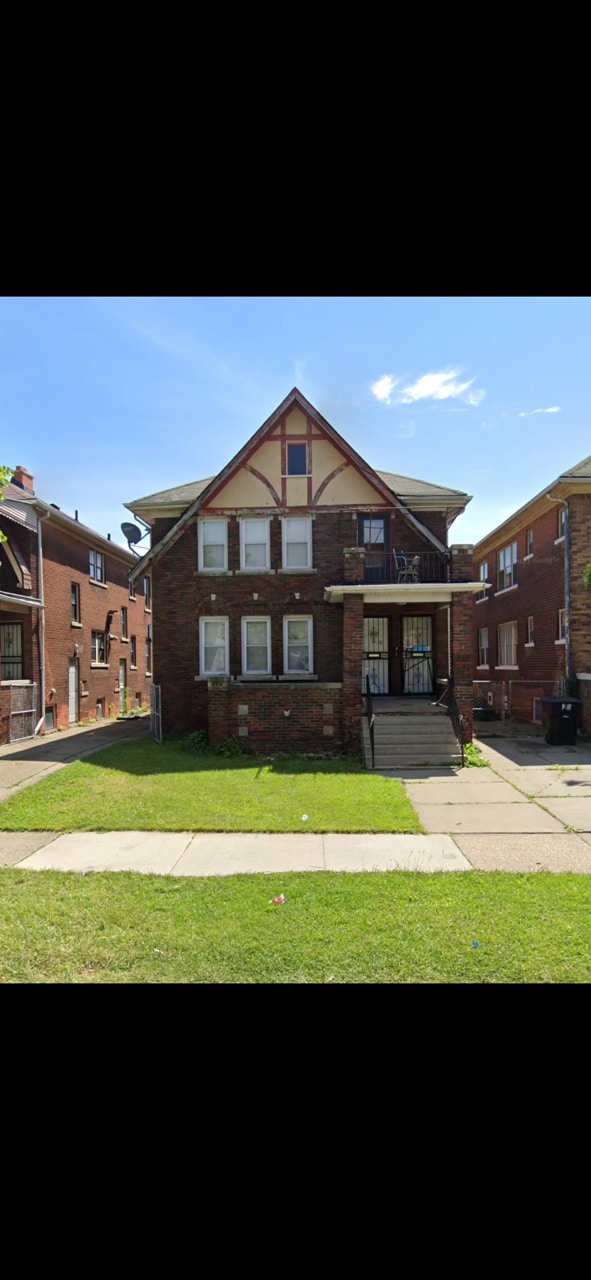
[[208, 677, 231, 746], [343, 546, 365, 583], [450, 592, 474, 742], [342, 594, 364, 751]]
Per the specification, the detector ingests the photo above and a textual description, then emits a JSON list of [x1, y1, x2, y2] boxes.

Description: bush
[[185, 730, 210, 755], [464, 742, 488, 768], [215, 735, 248, 757]]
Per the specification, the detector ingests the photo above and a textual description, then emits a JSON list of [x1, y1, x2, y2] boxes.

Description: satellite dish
[[121, 522, 142, 545]]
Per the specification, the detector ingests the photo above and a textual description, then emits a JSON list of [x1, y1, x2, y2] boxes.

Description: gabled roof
[[560, 454, 591, 480], [127, 388, 455, 580], [376, 471, 468, 500], [1, 483, 135, 562], [125, 477, 214, 511]]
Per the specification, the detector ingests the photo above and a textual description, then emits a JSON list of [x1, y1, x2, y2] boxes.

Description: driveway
[[0, 715, 150, 804]]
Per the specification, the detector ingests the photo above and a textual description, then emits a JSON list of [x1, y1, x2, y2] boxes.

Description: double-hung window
[[89, 549, 105, 583], [242, 617, 271, 675], [477, 562, 489, 600], [91, 631, 106, 664], [497, 621, 517, 667], [558, 508, 566, 540], [282, 517, 312, 569], [283, 616, 313, 674], [71, 583, 80, 622], [198, 519, 228, 571], [558, 609, 566, 640], [144, 577, 151, 610], [240, 518, 270, 570], [121, 606, 128, 639], [145, 624, 152, 673], [130, 636, 137, 667], [478, 627, 489, 667], [200, 617, 229, 675], [498, 542, 517, 591]]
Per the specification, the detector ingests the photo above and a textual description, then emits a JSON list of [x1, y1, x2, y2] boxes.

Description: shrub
[[185, 730, 210, 755]]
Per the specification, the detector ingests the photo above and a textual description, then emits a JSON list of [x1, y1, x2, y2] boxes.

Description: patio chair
[[399, 555, 421, 583]]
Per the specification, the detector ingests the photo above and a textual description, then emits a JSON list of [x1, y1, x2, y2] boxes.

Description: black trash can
[[541, 696, 581, 746]]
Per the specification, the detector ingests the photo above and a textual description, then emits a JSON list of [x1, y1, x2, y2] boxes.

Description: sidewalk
[[1, 730, 591, 876]]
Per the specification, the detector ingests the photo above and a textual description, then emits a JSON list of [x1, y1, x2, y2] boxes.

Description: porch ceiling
[[323, 582, 485, 604]]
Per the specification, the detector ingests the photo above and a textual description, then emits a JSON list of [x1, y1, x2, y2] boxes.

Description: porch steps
[[362, 714, 462, 768]]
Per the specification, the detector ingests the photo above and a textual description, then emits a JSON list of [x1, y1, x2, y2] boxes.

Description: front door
[[68, 659, 78, 724], [119, 659, 127, 713], [362, 617, 389, 695], [402, 616, 434, 694]]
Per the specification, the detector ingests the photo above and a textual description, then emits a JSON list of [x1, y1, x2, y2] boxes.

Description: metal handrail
[[365, 674, 375, 768], [363, 549, 449, 584], [447, 675, 465, 767]]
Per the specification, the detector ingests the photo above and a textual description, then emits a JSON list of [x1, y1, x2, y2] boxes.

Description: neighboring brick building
[[125, 388, 483, 756], [472, 455, 591, 731], [0, 467, 152, 745]]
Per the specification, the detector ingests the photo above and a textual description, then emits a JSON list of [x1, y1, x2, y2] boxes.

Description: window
[[96, 699, 104, 720], [129, 580, 136, 600], [498, 541, 518, 591], [527, 616, 534, 645], [198, 519, 228, 571], [130, 636, 137, 667], [91, 631, 106, 664], [359, 517, 385, 548], [558, 609, 566, 640], [526, 529, 534, 556], [477, 561, 489, 600], [89, 549, 105, 582], [283, 616, 313, 674], [282, 517, 312, 569], [200, 617, 229, 675], [121, 606, 128, 639], [0, 622, 23, 679], [287, 443, 307, 476], [143, 576, 151, 609], [71, 582, 80, 622], [497, 621, 517, 667], [240, 518, 270, 570], [242, 617, 271, 674], [145, 624, 152, 672], [558, 507, 566, 539], [478, 627, 489, 667]]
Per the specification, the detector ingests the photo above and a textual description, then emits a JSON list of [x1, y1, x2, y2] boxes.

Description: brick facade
[[208, 678, 343, 751]]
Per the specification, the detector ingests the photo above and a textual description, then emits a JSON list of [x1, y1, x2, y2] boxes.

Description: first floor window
[[242, 617, 271, 674], [478, 561, 488, 600], [91, 631, 106, 664], [199, 519, 228, 571], [527, 616, 534, 644], [282, 517, 312, 569], [558, 608, 566, 640], [240, 518, 270, 570], [283, 616, 313, 674], [497, 621, 517, 667], [145, 624, 152, 672], [89, 549, 105, 582], [71, 582, 80, 622], [0, 622, 23, 679], [130, 635, 137, 667], [498, 542, 517, 591], [200, 617, 229, 675], [478, 627, 489, 667]]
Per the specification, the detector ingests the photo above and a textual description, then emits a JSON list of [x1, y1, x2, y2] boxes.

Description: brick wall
[[472, 505, 566, 722], [208, 679, 343, 751], [451, 592, 474, 740], [41, 521, 152, 730], [0, 522, 41, 744], [450, 544, 474, 582], [568, 494, 591, 733]]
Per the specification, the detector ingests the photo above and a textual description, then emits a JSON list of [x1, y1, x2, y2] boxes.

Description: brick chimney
[[12, 466, 35, 493]]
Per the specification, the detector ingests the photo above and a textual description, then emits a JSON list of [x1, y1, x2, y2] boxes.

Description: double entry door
[[362, 616, 434, 696]]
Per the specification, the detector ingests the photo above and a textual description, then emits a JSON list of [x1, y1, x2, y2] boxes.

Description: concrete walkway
[[1, 726, 591, 876]]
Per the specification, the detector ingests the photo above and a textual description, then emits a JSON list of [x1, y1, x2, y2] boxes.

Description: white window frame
[[91, 630, 106, 664], [283, 615, 313, 675], [241, 616, 271, 675], [143, 576, 151, 610], [477, 561, 488, 601], [558, 608, 566, 640], [526, 529, 534, 556], [199, 616, 229, 676], [145, 624, 152, 674], [497, 621, 518, 668], [478, 627, 489, 668], [89, 549, 105, 583], [526, 615, 534, 645], [198, 518, 228, 572], [558, 507, 566, 540], [498, 541, 518, 592], [130, 635, 137, 668], [282, 517, 312, 570], [239, 517, 271, 571]]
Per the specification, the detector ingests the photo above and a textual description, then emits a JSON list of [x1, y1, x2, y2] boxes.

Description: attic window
[[287, 444, 307, 476]]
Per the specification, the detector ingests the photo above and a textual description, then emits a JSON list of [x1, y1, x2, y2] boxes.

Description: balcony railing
[[363, 549, 449, 585]]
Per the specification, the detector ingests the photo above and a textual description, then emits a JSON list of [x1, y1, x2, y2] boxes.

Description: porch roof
[[323, 582, 485, 605]]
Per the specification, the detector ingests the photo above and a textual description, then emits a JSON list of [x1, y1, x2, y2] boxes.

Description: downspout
[[37, 511, 51, 734], [546, 495, 571, 679]]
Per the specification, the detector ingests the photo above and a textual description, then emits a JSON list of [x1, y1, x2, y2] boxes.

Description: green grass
[[464, 742, 489, 768], [1, 868, 590, 982], [0, 739, 421, 833]]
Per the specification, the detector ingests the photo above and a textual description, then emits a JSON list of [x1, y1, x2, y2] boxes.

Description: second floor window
[[558, 609, 566, 640], [558, 507, 566, 539], [71, 582, 80, 622], [526, 529, 534, 556], [91, 631, 106, 664], [477, 562, 488, 600], [145, 623, 152, 672], [121, 606, 128, 639], [130, 635, 137, 666], [240, 518, 270, 570], [498, 542, 517, 591], [282, 518, 312, 569], [527, 616, 534, 644], [89, 550, 105, 582], [143, 576, 151, 609], [198, 519, 228, 571]]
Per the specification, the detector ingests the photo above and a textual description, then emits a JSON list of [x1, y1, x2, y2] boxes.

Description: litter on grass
[[270, 894, 286, 906]]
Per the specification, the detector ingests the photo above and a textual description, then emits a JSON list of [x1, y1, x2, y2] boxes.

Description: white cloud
[[370, 374, 399, 404], [518, 406, 561, 417], [294, 356, 309, 382], [370, 367, 485, 408]]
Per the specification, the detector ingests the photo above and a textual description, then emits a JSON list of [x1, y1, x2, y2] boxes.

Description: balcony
[[363, 549, 449, 585]]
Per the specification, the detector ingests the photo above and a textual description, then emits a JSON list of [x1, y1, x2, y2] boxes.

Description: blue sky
[[1, 296, 588, 550]]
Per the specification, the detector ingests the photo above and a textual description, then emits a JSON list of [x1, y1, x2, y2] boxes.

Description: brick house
[[125, 389, 483, 758], [0, 466, 152, 745], [472, 454, 591, 732]]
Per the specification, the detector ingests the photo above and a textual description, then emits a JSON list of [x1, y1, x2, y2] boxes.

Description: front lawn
[[1, 869, 589, 983], [0, 739, 421, 833]]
